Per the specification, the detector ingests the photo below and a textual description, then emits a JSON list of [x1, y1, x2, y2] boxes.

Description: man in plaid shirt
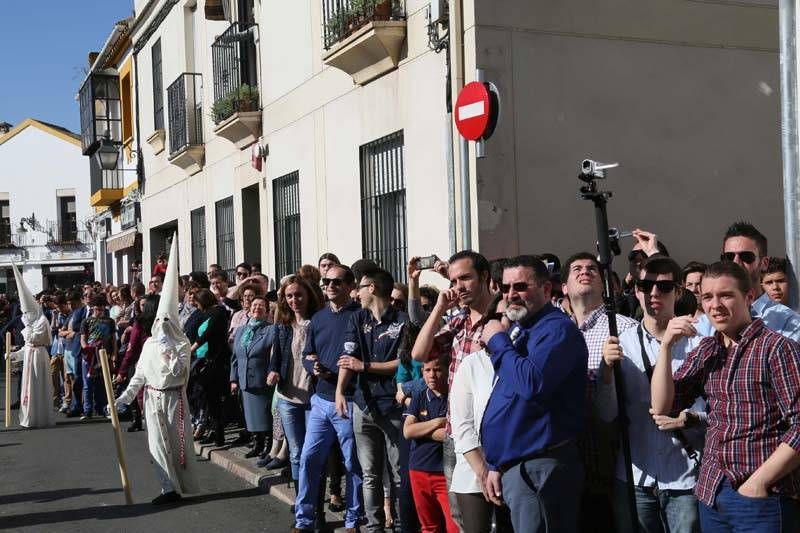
[[412, 250, 494, 531], [652, 261, 800, 531], [561, 252, 638, 532]]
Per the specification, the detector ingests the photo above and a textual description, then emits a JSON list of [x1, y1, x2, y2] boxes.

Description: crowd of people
[[4, 220, 800, 533]]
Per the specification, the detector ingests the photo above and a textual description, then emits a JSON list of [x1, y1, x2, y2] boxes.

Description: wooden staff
[[99, 348, 133, 504], [4, 332, 10, 428]]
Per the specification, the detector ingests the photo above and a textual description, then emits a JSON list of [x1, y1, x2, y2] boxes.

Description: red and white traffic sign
[[455, 81, 492, 141]]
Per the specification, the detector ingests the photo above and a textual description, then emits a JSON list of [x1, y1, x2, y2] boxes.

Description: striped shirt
[[673, 319, 800, 506]]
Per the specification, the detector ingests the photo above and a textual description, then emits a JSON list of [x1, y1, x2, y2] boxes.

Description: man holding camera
[[412, 249, 494, 530]]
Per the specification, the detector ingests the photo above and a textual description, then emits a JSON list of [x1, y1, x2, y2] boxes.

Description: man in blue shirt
[[293, 264, 362, 533], [695, 221, 800, 340], [480, 255, 588, 533], [337, 267, 408, 533]]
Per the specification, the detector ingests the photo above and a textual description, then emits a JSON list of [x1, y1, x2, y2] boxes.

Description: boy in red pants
[[403, 354, 458, 533]]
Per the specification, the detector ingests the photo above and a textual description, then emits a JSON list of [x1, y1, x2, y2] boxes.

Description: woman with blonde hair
[[266, 275, 322, 487]]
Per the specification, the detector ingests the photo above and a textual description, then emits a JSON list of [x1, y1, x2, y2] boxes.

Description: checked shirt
[[673, 318, 800, 506]]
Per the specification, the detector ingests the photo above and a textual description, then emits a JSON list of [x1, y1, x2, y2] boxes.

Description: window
[[0, 199, 10, 245], [273, 171, 301, 280], [152, 39, 164, 131], [120, 65, 134, 145], [215, 197, 235, 281], [59, 196, 78, 243], [191, 207, 207, 272], [360, 130, 407, 282]]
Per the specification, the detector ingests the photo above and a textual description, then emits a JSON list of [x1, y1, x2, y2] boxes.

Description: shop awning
[[106, 229, 139, 254]]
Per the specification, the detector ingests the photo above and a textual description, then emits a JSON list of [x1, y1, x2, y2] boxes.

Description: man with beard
[[560, 252, 638, 531], [412, 250, 493, 530], [479, 255, 588, 532]]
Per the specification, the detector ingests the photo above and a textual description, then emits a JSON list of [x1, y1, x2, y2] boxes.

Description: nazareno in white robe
[[9, 314, 55, 428], [118, 336, 199, 495]]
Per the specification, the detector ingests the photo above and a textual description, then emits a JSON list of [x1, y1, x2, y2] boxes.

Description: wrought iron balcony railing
[[211, 22, 259, 124], [322, 0, 405, 50], [167, 73, 204, 156], [46, 220, 90, 245]]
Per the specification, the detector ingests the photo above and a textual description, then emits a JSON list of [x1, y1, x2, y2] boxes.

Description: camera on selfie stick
[[577, 158, 639, 531]]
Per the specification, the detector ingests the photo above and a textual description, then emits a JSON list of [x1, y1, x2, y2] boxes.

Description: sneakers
[[59, 405, 69, 413], [80, 413, 93, 421]]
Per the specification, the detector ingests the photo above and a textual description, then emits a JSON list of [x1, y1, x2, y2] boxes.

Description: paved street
[[0, 369, 293, 532]]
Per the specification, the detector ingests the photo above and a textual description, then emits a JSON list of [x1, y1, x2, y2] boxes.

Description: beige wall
[[471, 0, 784, 268]]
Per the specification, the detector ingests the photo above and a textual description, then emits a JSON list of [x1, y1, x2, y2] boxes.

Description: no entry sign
[[455, 81, 497, 141]]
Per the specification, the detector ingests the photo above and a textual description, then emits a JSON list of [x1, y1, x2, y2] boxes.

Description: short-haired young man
[[696, 221, 800, 340], [63, 290, 88, 417], [601, 256, 705, 533], [79, 295, 117, 420], [480, 255, 588, 532], [336, 267, 408, 533], [292, 264, 362, 533], [652, 261, 800, 530], [762, 257, 790, 307], [683, 261, 707, 319], [412, 249, 494, 530], [560, 251, 638, 531]]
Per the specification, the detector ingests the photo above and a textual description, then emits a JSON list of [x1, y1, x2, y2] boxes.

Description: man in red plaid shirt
[[651, 261, 800, 531]]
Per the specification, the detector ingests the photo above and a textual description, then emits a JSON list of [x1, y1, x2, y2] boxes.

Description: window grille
[[152, 39, 164, 131], [191, 207, 207, 272], [215, 197, 236, 282], [360, 130, 407, 282], [273, 171, 301, 280]]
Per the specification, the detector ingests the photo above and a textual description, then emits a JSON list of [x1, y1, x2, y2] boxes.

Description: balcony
[[322, 0, 406, 85], [46, 220, 90, 246], [167, 73, 205, 175], [211, 22, 261, 149], [89, 156, 125, 207], [79, 70, 123, 155]]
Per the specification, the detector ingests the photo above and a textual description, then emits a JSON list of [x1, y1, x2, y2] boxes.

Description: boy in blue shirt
[[403, 353, 458, 533]]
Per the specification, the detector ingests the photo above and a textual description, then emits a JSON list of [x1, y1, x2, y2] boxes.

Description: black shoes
[[127, 421, 143, 432], [151, 491, 182, 505], [200, 432, 225, 446]]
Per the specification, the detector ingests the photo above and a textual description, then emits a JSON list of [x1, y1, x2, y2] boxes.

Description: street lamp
[[95, 137, 121, 171]]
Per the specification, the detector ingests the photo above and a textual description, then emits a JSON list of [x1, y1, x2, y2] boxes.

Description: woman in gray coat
[[230, 295, 274, 458]]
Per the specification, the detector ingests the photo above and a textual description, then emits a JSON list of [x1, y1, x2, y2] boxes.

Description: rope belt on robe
[[145, 384, 187, 467], [20, 343, 47, 407]]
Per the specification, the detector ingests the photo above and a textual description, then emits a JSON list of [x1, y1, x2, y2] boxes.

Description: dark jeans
[[500, 442, 583, 533], [699, 479, 800, 533], [456, 492, 513, 533], [612, 481, 700, 533]]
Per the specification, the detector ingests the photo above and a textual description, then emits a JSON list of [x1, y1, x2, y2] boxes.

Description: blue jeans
[[295, 394, 362, 529], [500, 442, 583, 533], [81, 358, 106, 415], [67, 350, 83, 414], [277, 397, 310, 480], [699, 479, 800, 533], [613, 480, 700, 533]]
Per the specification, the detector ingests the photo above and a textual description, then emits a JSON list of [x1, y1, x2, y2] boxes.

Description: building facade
[[0, 119, 95, 294]]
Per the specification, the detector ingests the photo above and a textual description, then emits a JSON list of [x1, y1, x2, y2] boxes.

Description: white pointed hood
[[151, 235, 190, 359], [11, 261, 40, 325]]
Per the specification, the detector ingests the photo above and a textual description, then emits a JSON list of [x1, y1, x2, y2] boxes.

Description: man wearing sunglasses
[[600, 256, 705, 533], [560, 252, 638, 532], [479, 255, 588, 533], [695, 221, 800, 341], [293, 264, 363, 533], [619, 229, 670, 319]]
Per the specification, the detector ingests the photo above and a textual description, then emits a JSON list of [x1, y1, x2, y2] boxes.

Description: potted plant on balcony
[[211, 84, 260, 125]]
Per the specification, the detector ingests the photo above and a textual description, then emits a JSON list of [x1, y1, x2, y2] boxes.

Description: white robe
[[9, 314, 54, 428], [117, 337, 199, 495]]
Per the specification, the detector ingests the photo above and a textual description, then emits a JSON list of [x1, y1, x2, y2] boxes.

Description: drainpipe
[[449, 0, 471, 250], [779, 0, 800, 310]]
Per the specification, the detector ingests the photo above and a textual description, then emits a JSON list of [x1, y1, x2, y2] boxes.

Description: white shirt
[[597, 324, 706, 490], [449, 350, 495, 494]]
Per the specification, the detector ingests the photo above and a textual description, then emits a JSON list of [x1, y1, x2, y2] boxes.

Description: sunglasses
[[500, 282, 532, 294], [628, 250, 647, 262], [321, 278, 345, 286], [720, 251, 757, 264], [635, 279, 678, 293]]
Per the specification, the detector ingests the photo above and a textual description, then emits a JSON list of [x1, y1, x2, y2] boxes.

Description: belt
[[145, 385, 187, 468], [499, 439, 575, 474]]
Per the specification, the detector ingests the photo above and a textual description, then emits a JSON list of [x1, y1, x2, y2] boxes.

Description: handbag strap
[[637, 325, 699, 467]]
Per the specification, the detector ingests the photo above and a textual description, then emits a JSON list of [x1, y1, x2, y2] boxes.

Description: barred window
[[190, 207, 207, 272], [0, 200, 10, 246], [215, 197, 235, 282], [360, 131, 407, 282], [273, 171, 301, 280], [152, 39, 164, 131]]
